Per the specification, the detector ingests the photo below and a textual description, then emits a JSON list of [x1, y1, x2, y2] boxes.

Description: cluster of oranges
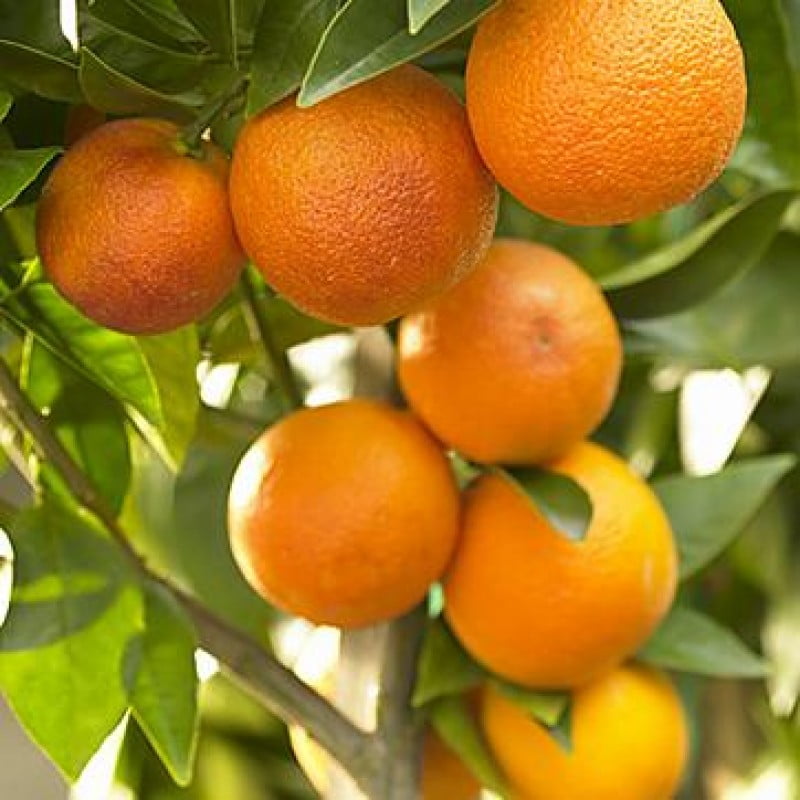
[[33, 0, 747, 796]]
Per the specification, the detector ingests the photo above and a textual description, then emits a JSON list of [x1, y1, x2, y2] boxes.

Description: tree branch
[[0, 356, 376, 794]]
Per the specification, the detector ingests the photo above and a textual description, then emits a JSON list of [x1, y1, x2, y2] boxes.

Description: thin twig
[[0, 356, 377, 794], [239, 270, 304, 410]]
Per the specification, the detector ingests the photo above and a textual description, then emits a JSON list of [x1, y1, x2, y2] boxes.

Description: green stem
[[180, 76, 247, 153], [239, 270, 304, 411]]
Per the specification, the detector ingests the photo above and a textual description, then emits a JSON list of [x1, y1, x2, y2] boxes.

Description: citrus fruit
[[397, 239, 622, 465], [229, 65, 498, 326], [227, 399, 460, 628], [37, 118, 244, 334], [444, 441, 678, 688], [482, 665, 688, 800], [466, 0, 746, 225]]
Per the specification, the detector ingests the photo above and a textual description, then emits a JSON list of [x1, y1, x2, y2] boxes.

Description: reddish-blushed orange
[[444, 442, 678, 688], [229, 65, 497, 326], [227, 399, 461, 628], [397, 239, 622, 465], [466, 0, 746, 225], [482, 665, 688, 800], [37, 118, 244, 334]]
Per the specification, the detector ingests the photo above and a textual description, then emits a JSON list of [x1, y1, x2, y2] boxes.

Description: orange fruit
[[227, 399, 460, 628], [482, 665, 689, 800], [37, 118, 244, 334], [466, 0, 746, 225], [229, 65, 497, 326], [397, 239, 622, 465], [444, 442, 678, 688]]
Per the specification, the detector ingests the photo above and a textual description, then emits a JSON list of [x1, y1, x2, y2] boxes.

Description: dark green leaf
[[725, 0, 800, 185], [174, 0, 238, 65], [413, 621, 484, 707], [428, 694, 508, 795], [639, 605, 767, 677], [654, 455, 795, 579], [130, 582, 199, 787], [625, 232, 800, 369], [0, 147, 60, 213], [0, 91, 12, 122], [491, 679, 568, 728], [299, 0, 497, 106], [499, 466, 593, 542], [0, 0, 82, 102], [603, 190, 796, 319], [248, 0, 339, 114], [408, 0, 452, 33], [0, 499, 142, 780], [125, 0, 205, 46], [78, 47, 200, 120]]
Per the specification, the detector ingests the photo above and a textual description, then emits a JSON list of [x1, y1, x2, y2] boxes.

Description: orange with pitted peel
[[37, 118, 244, 334], [444, 442, 678, 688], [227, 399, 461, 628], [230, 64, 497, 326], [398, 239, 622, 465], [466, 0, 746, 225], [482, 665, 688, 799]]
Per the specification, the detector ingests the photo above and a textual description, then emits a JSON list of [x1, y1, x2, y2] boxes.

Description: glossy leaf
[[0, 91, 12, 122], [299, 0, 497, 106], [428, 694, 508, 795], [491, 679, 568, 728], [626, 233, 800, 369], [0, 500, 141, 780], [654, 455, 796, 579], [0, 147, 60, 213], [130, 582, 199, 786], [639, 606, 767, 677], [408, 0, 452, 33], [500, 466, 593, 541], [725, 0, 800, 185], [413, 621, 484, 707], [248, 0, 339, 114], [174, 0, 238, 65], [602, 190, 796, 318], [126, 0, 205, 46]]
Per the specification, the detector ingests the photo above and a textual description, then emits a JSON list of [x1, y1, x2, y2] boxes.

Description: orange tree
[[0, 1, 799, 798]]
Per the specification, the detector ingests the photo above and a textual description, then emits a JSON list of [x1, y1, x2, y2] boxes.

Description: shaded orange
[[229, 65, 497, 326], [397, 239, 622, 465], [227, 399, 461, 628], [466, 0, 746, 225], [37, 118, 244, 334], [444, 442, 677, 688], [482, 665, 689, 800]]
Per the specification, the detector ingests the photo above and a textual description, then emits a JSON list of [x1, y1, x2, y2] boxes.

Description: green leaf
[[428, 694, 508, 795], [78, 47, 200, 120], [0, 147, 60, 213], [639, 605, 768, 678], [0, 91, 12, 123], [544, 703, 573, 753], [0, 499, 142, 780], [491, 679, 568, 728], [124, 0, 206, 46], [625, 232, 800, 369], [174, 0, 238, 66], [22, 339, 132, 514], [654, 455, 796, 579], [135, 329, 200, 470], [413, 621, 484, 707], [499, 466, 593, 542], [408, 0, 452, 33], [129, 582, 199, 787], [0, 0, 82, 102], [725, 0, 800, 185], [247, 0, 339, 115], [602, 190, 796, 319], [299, 0, 497, 106]]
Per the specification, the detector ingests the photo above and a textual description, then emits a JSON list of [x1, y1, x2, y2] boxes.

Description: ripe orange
[[37, 118, 244, 334], [397, 239, 622, 465], [483, 665, 688, 800], [444, 442, 677, 688], [227, 399, 460, 628], [229, 65, 498, 326], [466, 0, 746, 225]]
